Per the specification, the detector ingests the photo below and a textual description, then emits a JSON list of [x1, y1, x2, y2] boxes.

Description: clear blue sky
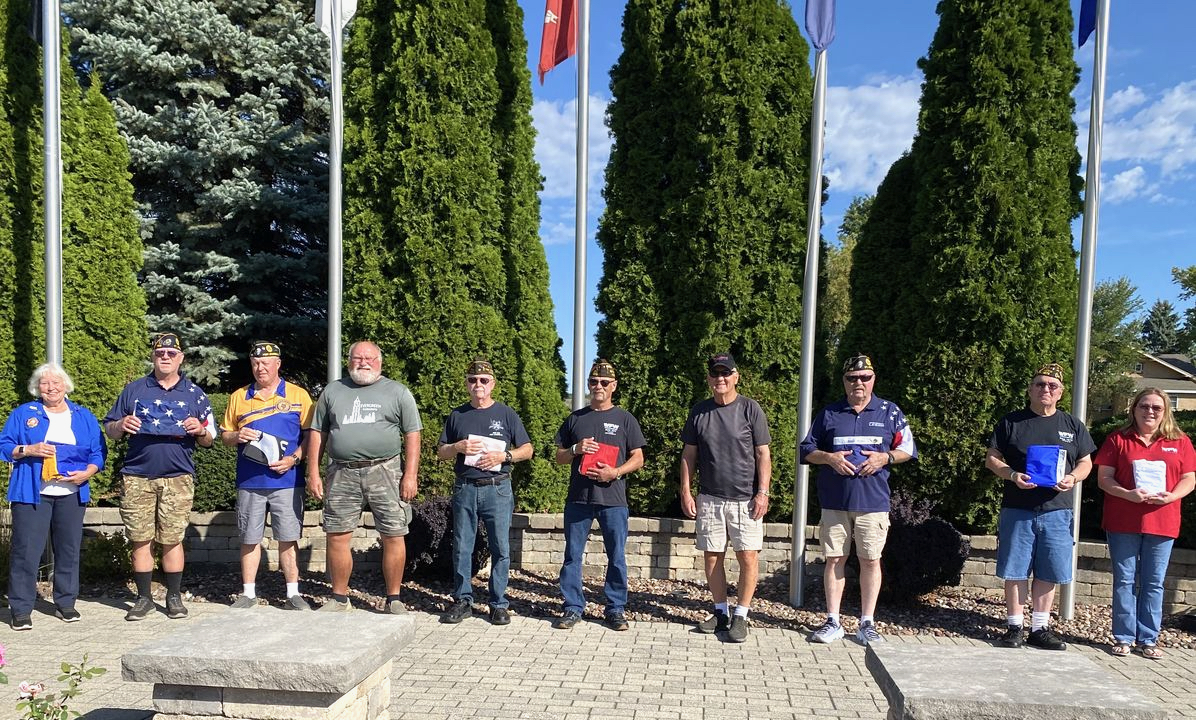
[[518, 1, 1196, 389]]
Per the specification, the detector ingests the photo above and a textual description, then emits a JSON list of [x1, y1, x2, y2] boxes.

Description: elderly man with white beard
[[306, 341, 422, 613]]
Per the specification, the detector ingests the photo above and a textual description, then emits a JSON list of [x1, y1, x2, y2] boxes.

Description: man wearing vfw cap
[[801, 354, 917, 645], [986, 362, 1095, 651], [437, 359, 534, 626], [552, 359, 646, 631], [220, 341, 315, 610], [104, 333, 217, 621], [679, 352, 771, 643]]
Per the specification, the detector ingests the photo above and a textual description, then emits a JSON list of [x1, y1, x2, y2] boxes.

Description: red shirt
[[1095, 428, 1196, 538]]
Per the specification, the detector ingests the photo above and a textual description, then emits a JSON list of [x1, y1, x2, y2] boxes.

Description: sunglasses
[[466, 377, 491, 385], [588, 378, 614, 388], [845, 374, 873, 383], [708, 369, 734, 378], [153, 349, 180, 359], [1137, 403, 1165, 413], [1033, 381, 1062, 391]]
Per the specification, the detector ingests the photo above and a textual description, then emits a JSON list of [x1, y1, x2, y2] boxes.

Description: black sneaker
[[1026, 627, 1067, 651], [489, 607, 511, 626], [165, 594, 188, 619], [605, 612, 629, 631], [999, 625, 1024, 648], [11, 613, 32, 631], [442, 599, 472, 624], [727, 615, 749, 643], [125, 596, 155, 621], [697, 610, 730, 634], [554, 611, 582, 630], [56, 606, 81, 623]]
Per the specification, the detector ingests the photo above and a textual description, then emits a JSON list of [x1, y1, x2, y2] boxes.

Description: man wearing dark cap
[[679, 352, 771, 643], [220, 342, 315, 610], [105, 333, 217, 621], [801, 354, 917, 645], [437, 359, 534, 625], [552, 359, 646, 631], [986, 362, 1095, 651]]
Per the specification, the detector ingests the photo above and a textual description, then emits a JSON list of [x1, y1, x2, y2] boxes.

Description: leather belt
[[465, 474, 510, 487], [335, 455, 396, 469]]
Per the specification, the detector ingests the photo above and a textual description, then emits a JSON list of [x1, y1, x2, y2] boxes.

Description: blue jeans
[[8, 495, 87, 616], [451, 478, 514, 608], [1107, 531, 1174, 646], [559, 502, 629, 615]]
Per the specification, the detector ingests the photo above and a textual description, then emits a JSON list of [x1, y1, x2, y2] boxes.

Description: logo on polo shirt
[[25, 417, 38, 428], [1163, 447, 1178, 454], [869, 421, 884, 427], [1058, 431, 1075, 444], [603, 423, 620, 435], [276, 400, 292, 413]]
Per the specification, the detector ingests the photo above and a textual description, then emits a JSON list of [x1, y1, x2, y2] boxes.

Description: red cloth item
[[538, 0, 577, 84], [579, 442, 619, 476], [1096, 428, 1196, 538]]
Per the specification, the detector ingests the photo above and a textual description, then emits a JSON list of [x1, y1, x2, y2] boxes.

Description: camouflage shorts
[[120, 474, 195, 545], [323, 455, 411, 536]]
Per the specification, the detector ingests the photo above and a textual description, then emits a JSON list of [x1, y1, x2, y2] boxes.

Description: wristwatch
[[504, 450, 513, 464]]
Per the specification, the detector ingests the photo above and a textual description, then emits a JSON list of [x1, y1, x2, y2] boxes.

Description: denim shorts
[[996, 507, 1074, 584]]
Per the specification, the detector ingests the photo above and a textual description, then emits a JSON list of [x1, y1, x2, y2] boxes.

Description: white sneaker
[[856, 620, 884, 645], [810, 618, 844, 644]]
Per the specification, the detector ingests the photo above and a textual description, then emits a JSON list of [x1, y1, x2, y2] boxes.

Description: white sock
[[714, 602, 729, 614], [828, 613, 840, 625], [1008, 613, 1024, 627], [733, 605, 749, 618], [860, 615, 874, 625], [242, 583, 256, 599], [286, 582, 299, 598], [1031, 611, 1049, 631]]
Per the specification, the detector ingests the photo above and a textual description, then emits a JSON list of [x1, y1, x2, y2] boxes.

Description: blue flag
[[805, 0, 836, 52], [1078, 0, 1097, 47]]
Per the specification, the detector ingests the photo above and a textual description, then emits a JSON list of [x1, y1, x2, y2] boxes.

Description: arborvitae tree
[[1141, 299, 1181, 355], [66, 0, 330, 389], [841, 0, 1083, 530], [1087, 278, 1142, 419], [820, 195, 872, 392], [595, 0, 812, 518], [342, 0, 566, 507]]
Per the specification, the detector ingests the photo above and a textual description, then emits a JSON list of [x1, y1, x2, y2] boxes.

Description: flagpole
[[790, 46, 827, 608], [571, 0, 590, 409], [327, 0, 345, 384], [1062, 0, 1110, 621], [43, 0, 63, 366]]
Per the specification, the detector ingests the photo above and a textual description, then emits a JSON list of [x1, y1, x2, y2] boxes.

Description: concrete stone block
[[967, 535, 997, 551], [153, 684, 223, 715], [527, 514, 562, 529]]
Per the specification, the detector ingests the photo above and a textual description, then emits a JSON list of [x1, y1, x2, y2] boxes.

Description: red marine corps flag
[[538, 0, 577, 83]]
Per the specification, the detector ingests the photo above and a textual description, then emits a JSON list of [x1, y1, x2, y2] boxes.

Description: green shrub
[[79, 531, 131, 584]]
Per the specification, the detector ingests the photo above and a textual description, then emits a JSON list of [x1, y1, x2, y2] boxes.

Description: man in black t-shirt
[[553, 359, 646, 631], [985, 362, 1095, 651], [437, 359, 533, 626]]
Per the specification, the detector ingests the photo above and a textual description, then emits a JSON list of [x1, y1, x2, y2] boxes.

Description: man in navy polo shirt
[[801, 354, 916, 645], [105, 333, 216, 621]]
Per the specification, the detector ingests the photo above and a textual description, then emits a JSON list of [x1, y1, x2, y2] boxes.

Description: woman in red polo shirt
[[1096, 387, 1196, 659]]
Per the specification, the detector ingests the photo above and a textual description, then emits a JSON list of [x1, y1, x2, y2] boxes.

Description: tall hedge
[[839, 0, 1083, 531], [594, 0, 812, 517], [341, 0, 566, 507]]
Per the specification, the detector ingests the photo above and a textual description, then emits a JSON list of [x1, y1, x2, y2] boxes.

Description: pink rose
[[0, 642, 6, 667], [18, 681, 45, 698]]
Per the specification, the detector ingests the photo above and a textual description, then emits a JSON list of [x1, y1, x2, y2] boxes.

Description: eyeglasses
[[1033, 381, 1062, 391], [466, 377, 491, 385], [153, 349, 180, 359], [845, 374, 873, 383], [348, 355, 379, 363], [1137, 403, 1165, 413], [708, 369, 734, 378], [588, 378, 614, 388]]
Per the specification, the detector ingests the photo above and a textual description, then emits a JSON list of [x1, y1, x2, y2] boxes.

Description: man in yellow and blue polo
[[221, 341, 314, 610]]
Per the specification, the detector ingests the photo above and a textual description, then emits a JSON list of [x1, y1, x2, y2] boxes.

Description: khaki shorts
[[323, 456, 412, 537], [120, 474, 195, 545], [819, 509, 890, 560], [695, 494, 763, 552]]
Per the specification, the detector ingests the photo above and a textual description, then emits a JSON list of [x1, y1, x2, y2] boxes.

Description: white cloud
[[823, 75, 921, 193], [1103, 165, 1148, 203], [537, 220, 575, 246], [1106, 85, 1148, 117], [1099, 80, 1196, 177], [531, 95, 612, 201]]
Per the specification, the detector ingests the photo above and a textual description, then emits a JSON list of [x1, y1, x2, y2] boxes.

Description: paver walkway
[[2, 599, 1195, 719]]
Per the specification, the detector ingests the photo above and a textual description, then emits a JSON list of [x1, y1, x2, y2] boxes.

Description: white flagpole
[[326, 0, 345, 384], [43, 0, 63, 366], [571, 0, 590, 409], [1062, 0, 1110, 621], [789, 47, 828, 607]]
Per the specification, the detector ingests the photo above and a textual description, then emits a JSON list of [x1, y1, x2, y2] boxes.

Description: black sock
[[164, 571, 183, 596], [134, 571, 152, 598], [332, 593, 349, 603], [387, 594, 401, 603]]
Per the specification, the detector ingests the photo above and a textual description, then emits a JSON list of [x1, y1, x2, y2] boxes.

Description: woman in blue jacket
[[1, 363, 106, 630]]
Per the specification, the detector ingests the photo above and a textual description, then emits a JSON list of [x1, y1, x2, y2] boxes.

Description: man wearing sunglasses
[[104, 333, 217, 621], [985, 362, 1095, 651], [801, 354, 916, 645], [552, 359, 645, 631], [679, 352, 771, 643], [437, 359, 533, 625]]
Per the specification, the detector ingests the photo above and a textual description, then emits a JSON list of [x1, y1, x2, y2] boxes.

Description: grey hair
[[347, 340, 383, 361], [27, 363, 75, 397]]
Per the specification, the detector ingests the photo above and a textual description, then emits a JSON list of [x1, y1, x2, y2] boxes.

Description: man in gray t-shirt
[[307, 340, 422, 613]]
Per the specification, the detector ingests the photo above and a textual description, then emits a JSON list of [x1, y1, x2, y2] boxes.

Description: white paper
[[463, 434, 507, 473], [1131, 459, 1167, 495]]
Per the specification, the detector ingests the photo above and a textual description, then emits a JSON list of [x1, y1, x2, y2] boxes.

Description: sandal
[[1136, 644, 1163, 660], [1111, 642, 1132, 657]]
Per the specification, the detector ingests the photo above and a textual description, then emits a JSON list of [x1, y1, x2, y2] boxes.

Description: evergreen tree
[[595, 0, 812, 517], [66, 0, 330, 388], [1141, 299, 1181, 355], [1174, 265, 1196, 355], [840, 0, 1083, 530], [820, 195, 872, 392], [341, 0, 566, 506], [1087, 278, 1142, 420]]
